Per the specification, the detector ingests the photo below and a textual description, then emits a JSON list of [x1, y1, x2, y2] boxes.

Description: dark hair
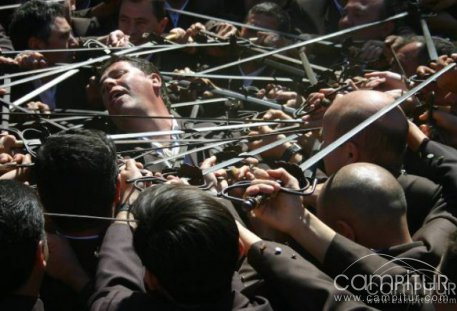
[[121, 0, 166, 21], [400, 35, 457, 64], [34, 129, 118, 232], [0, 180, 44, 294], [98, 55, 171, 108], [9, 0, 65, 50], [132, 184, 239, 303], [248, 2, 291, 32]]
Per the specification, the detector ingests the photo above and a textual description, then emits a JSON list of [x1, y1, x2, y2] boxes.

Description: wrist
[[280, 143, 303, 162]]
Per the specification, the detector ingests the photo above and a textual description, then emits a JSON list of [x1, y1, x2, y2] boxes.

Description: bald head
[[322, 90, 408, 175], [317, 162, 410, 249]]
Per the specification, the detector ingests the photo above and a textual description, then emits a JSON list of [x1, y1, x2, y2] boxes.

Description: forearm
[[289, 211, 336, 264]]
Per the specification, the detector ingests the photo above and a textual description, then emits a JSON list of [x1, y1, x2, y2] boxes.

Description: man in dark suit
[[34, 129, 119, 311], [304, 90, 449, 236], [91, 183, 374, 311], [244, 163, 452, 309], [8, 0, 90, 110], [97, 56, 214, 171], [0, 180, 47, 311]]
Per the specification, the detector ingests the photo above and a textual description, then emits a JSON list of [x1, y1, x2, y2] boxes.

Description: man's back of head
[[0, 180, 46, 295], [322, 90, 408, 176], [35, 129, 118, 234], [132, 184, 240, 304], [317, 162, 411, 249]]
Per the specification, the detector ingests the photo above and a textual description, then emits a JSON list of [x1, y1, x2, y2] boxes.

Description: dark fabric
[[90, 224, 272, 311], [248, 240, 376, 311], [397, 173, 446, 235], [0, 295, 45, 311], [164, 0, 225, 32], [10, 70, 91, 111], [40, 236, 103, 311], [324, 235, 426, 310], [72, 17, 105, 37], [294, 0, 342, 34], [321, 140, 457, 309], [0, 23, 13, 51]]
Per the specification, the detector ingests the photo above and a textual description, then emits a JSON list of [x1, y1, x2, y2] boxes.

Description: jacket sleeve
[[405, 140, 457, 259], [90, 224, 146, 311], [247, 240, 377, 311]]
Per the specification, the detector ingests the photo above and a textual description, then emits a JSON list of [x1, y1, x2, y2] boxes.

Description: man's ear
[[144, 269, 160, 291], [148, 73, 162, 95], [159, 17, 169, 34], [335, 220, 356, 242], [37, 240, 48, 269], [346, 141, 360, 164], [28, 37, 46, 50]]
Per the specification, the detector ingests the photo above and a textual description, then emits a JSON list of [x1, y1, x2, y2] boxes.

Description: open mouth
[[109, 90, 128, 104]]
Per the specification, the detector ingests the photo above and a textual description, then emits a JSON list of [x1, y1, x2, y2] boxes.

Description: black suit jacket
[[320, 139, 457, 309], [164, 0, 225, 32], [0, 295, 44, 311], [90, 224, 272, 311], [10, 70, 91, 111], [91, 223, 374, 311]]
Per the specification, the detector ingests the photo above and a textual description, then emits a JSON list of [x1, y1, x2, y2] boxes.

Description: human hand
[[245, 168, 305, 236], [118, 158, 144, 205], [213, 22, 238, 39], [418, 109, 457, 147], [0, 153, 32, 181], [26, 101, 51, 114], [105, 30, 131, 47], [15, 51, 48, 70], [364, 71, 408, 91]]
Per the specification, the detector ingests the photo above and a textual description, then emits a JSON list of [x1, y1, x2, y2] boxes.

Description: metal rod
[[12, 69, 78, 107], [203, 134, 299, 175], [199, 12, 408, 74], [299, 63, 456, 171]]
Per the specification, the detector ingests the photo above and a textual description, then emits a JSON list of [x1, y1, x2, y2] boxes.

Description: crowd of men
[[1, 0, 457, 310]]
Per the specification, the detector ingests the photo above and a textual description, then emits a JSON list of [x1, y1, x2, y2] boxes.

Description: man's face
[[119, 0, 165, 45], [100, 61, 157, 116], [42, 16, 76, 64], [338, 0, 387, 40], [240, 12, 279, 39]]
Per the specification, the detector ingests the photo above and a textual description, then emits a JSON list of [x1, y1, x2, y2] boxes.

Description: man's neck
[[121, 117, 174, 142], [13, 271, 43, 298]]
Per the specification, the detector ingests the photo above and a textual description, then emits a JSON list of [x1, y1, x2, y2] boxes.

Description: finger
[[266, 168, 299, 188], [0, 153, 13, 163], [200, 155, 216, 169], [245, 182, 278, 197]]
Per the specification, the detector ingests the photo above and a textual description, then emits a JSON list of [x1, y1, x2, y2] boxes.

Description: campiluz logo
[[332, 253, 457, 305]]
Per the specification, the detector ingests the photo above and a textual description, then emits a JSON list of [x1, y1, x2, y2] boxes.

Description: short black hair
[[9, 0, 65, 50], [98, 55, 171, 108], [0, 180, 44, 293], [248, 1, 291, 32], [121, 0, 166, 21], [132, 184, 240, 303], [35, 129, 118, 233]]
